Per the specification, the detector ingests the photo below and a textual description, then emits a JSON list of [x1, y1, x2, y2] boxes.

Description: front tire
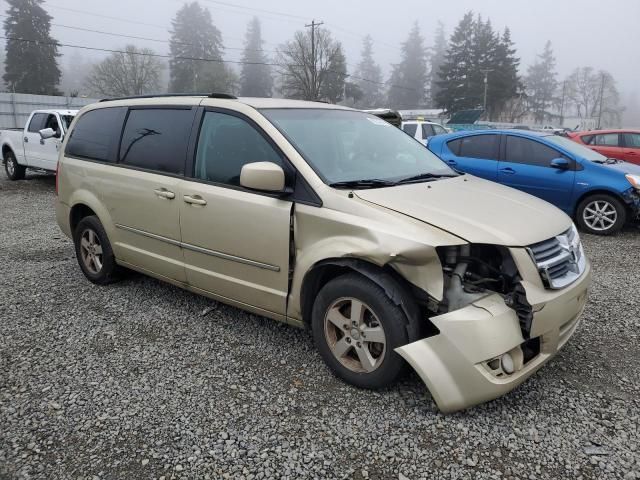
[[576, 194, 626, 235], [4, 150, 25, 180], [73, 216, 121, 285], [311, 273, 412, 389]]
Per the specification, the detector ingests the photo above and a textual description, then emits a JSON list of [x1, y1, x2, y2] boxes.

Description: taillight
[[55, 160, 61, 195]]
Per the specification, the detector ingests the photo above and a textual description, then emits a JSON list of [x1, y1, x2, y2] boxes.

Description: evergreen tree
[[387, 22, 429, 109], [429, 22, 447, 107], [525, 41, 558, 123], [489, 28, 521, 120], [169, 2, 232, 93], [3, 0, 61, 94], [320, 43, 347, 103], [239, 17, 273, 97], [353, 35, 383, 108], [435, 12, 475, 113]]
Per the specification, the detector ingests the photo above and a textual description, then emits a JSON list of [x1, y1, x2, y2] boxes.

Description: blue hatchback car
[[428, 130, 640, 235]]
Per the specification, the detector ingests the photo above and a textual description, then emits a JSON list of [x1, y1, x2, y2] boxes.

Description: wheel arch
[[2, 144, 14, 159], [66, 190, 115, 240], [573, 188, 628, 218], [299, 257, 429, 340]]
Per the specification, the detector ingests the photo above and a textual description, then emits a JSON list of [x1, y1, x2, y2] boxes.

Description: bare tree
[[86, 45, 163, 97], [565, 67, 622, 127], [276, 28, 343, 101]]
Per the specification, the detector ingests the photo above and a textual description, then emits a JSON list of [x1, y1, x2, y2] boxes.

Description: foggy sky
[[2, 0, 639, 101]]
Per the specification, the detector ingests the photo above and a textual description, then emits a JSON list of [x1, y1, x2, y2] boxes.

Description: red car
[[568, 129, 640, 165]]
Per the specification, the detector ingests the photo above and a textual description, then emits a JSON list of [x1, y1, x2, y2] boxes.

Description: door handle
[[500, 167, 516, 175], [153, 188, 175, 200], [24, 137, 28, 143], [40, 138, 45, 145], [183, 194, 207, 206], [446, 159, 458, 166]]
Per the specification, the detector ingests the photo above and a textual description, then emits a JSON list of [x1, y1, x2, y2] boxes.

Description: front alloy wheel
[[324, 297, 387, 373], [577, 194, 626, 235]]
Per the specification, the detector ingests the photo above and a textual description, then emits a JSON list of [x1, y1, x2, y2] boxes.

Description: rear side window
[[65, 107, 126, 162], [421, 124, 435, 138], [592, 133, 619, 146], [194, 111, 284, 187], [27, 113, 47, 133], [119, 108, 194, 175], [505, 136, 562, 167], [624, 133, 640, 148], [402, 124, 417, 136], [450, 135, 499, 160]]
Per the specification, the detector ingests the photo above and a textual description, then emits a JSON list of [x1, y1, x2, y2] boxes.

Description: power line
[[0, 13, 278, 55], [43, 3, 169, 30]]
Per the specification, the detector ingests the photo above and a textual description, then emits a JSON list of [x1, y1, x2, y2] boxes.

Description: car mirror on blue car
[[550, 158, 570, 170]]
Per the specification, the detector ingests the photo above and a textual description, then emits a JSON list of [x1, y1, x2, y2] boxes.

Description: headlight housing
[[626, 174, 640, 190]]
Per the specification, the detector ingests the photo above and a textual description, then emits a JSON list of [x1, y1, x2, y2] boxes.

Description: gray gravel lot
[[1, 172, 639, 480]]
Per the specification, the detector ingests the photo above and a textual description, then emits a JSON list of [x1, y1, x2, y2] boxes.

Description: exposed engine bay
[[437, 244, 534, 337]]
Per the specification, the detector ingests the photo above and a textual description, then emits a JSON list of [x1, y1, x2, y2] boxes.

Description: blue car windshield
[[545, 135, 607, 162], [261, 109, 456, 185]]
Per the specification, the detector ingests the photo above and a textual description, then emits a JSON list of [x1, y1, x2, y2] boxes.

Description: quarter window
[[505, 136, 562, 167], [27, 113, 47, 133], [65, 107, 126, 162], [194, 111, 285, 187], [421, 124, 435, 138], [432, 125, 447, 135], [119, 108, 194, 174]]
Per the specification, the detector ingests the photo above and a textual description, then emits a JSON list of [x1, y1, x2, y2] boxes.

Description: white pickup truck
[[1, 109, 77, 180]]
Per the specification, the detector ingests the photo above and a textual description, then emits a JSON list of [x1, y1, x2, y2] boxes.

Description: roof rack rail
[[99, 92, 237, 102]]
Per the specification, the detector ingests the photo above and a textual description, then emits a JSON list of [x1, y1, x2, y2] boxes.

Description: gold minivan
[[56, 94, 591, 412]]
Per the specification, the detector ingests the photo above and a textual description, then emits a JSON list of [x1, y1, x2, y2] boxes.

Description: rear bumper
[[396, 260, 591, 413], [56, 200, 72, 239]]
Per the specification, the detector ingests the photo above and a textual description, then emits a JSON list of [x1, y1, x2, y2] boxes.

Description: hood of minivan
[[355, 175, 572, 246]]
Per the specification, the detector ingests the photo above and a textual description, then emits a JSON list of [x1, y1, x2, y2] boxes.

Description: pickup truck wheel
[[312, 273, 410, 389], [73, 216, 121, 285], [576, 194, 626, 235], [4, 151, 25, 180]]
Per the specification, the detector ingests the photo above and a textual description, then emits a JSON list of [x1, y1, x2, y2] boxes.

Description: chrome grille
[[528, 226, 586, 289]]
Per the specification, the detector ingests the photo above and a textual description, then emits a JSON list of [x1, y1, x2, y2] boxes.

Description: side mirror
[[550, 157, 570, 170], [240, 162, 286, 193], [39, 128, 56, 140]]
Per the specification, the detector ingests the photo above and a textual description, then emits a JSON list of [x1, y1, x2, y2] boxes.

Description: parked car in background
[[568, 129, 640, 165], [401, 119, 449, 144], [56, 94, 591, 412], [428, 130, 640, 235], [1, 109, 77, 180]]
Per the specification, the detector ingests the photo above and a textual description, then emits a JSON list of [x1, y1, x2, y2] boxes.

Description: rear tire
[[311, 273, 413, 389], [4, 150, 25, 180], [73, 216, 121, 285], [576, 194, 626, 235]]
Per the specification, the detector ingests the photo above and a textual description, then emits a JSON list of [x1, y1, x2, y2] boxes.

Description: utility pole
[[559, 80, 567, 127], [481, 69, 492, 117], [596, 73, 606, 129], [305, 19, 324, 100]]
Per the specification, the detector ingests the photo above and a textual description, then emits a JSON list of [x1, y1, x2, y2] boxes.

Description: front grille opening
[[522, 337, 541, 364]]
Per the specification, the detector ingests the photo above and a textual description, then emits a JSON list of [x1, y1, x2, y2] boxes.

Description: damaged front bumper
[[396, 259, 591, 413]]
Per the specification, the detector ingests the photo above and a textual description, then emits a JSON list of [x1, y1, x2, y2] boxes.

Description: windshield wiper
[[329, 179, 397, 189], [395, 172, 459, 184]]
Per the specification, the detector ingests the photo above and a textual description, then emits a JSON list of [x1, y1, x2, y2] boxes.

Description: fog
[[3, 0, 639, 122]]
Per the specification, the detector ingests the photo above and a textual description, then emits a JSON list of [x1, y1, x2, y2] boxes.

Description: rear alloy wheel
[[576, 194, 626, 235], [312, 273, 413, 389], [73, 215, 121, 285], [4, 151, 25, 180]]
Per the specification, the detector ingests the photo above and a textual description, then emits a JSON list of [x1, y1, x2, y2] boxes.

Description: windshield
[[61, 115, 75, 130], [261, 109, 456, 185], [545, 135, 607, 162]]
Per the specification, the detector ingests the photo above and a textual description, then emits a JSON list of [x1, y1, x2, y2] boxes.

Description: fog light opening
[[501, 353, 515, 374]]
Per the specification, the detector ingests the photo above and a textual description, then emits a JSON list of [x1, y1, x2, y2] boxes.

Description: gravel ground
[[1, 172, 639, 480]]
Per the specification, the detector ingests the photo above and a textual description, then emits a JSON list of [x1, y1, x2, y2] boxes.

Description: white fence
[[0, 93, 99, 129]]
